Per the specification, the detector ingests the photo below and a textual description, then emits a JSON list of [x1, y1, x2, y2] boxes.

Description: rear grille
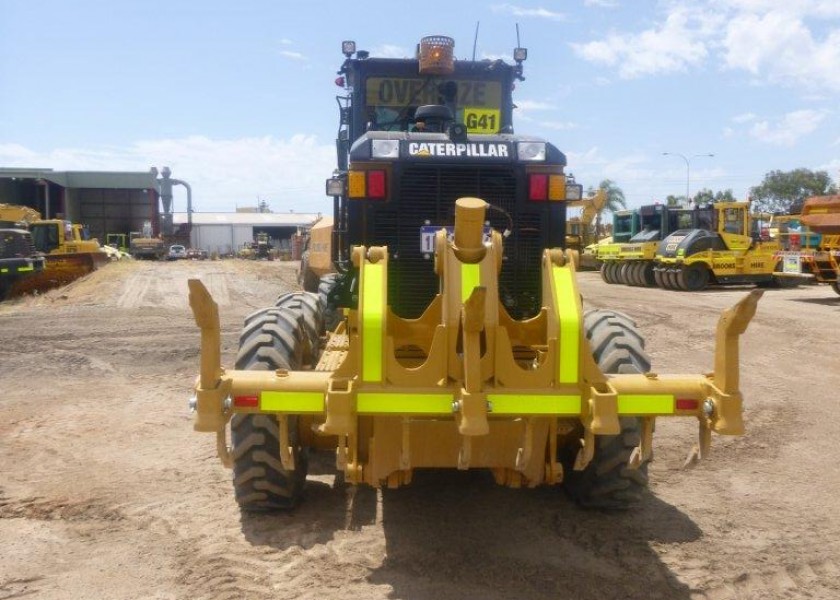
[[375, 166, 544, 319], [0, 230, 36, 259]]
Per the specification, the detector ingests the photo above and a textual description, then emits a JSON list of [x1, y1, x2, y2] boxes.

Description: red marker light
[[529, 174, 548, 201], [367, 170, 386, 199], [675, 399, 698, 411], [233, 395, 259, 408], [335, 76, 345, 87]]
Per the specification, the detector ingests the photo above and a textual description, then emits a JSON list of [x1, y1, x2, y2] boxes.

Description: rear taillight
[[233, 395, 259, 408], [529, 174, 548, 201], [675, 398, 698, 411], [348, 169, 387, 200], [367, 170, 386, 199]]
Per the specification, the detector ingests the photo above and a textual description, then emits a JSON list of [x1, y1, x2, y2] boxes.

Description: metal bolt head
[[188, 396, 197, 412], [451, 400, 461, 413], [223, 396, 232, 412], [703, 398, 715, 417]]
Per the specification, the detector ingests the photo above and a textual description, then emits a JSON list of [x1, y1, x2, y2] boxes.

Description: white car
[[168, 244, 187, 260]]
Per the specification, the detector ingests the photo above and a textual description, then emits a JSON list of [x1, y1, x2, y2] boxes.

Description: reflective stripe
[[362, 261, 384, 382], [488, 394, 581, 415], [260, 391, 324, 413], [357, 392, 453, 414], [18, 266, 34, 272], [618, 394, 674, 415], [461, 263, 480, 302], [552, 266, 579, 384]]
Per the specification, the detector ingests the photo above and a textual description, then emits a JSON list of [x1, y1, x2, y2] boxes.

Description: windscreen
[[364, 76, 504, 133]]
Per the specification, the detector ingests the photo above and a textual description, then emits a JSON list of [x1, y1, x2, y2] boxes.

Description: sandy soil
[[1, 259, 839, 600]]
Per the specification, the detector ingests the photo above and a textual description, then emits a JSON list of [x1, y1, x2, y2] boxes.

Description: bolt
[[486, 400, 493, 413], [188, 396, 197, 412], [451, 400, 461, 413], [703, 398, 715, 417], [223, 396, 232, 412]]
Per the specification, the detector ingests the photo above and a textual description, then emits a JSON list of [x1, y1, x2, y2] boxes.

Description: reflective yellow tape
[[18, 266, 34, 272], [0, 268, 7, 273], [362, 261, 384, 382], [552, 266, 579, 384], [461, 263, 480, 302], [488, 394, 581, 415], [260, 391, 324, 413], [618, 394, 674, 415], [357, 392, 453, 414]]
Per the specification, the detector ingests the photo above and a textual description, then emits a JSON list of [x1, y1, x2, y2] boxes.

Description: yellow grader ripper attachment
[[189, 198, 762, 491]]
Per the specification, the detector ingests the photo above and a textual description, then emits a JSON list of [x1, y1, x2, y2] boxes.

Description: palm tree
[[592, 179, 626, 237]]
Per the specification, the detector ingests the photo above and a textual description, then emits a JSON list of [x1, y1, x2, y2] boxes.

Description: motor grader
[[188, 36, 762, 511]]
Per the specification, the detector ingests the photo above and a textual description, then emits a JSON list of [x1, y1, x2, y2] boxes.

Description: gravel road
[[1, 259, 838, 600]]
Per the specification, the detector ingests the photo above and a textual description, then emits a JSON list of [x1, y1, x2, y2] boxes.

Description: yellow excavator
[[566, 189, 607, 269]]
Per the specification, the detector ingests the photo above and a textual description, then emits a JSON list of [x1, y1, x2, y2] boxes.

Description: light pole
[[662, 152, 714, 205]]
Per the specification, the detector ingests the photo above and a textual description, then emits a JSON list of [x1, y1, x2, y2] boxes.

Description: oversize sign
[[366, 78, 502, 109]]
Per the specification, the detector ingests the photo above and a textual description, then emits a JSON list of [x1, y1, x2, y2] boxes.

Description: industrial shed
[[172, 212, 322, 256], [0, 167, 162, 239]]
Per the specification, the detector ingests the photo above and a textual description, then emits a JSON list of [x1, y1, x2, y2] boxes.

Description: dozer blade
[[6, 253, 102, 297]]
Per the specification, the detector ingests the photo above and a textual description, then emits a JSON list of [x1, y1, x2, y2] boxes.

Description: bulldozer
[[188, 36, 762, 511], [0, 204, 108, 297], [653, 201, 799, 291]]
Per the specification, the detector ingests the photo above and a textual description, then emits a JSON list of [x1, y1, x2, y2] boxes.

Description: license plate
[[420, 225, 492, 253]]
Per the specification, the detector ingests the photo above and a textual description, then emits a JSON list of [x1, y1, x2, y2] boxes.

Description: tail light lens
[[348, 169, 387, 200], [675, 398, 699, 411], [529, 174, 548, 201], [233, 395, 259, 408], [367, 170, 386, 199]]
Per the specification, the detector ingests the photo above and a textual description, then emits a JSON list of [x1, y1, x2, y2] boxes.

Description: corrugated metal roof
[[0, 167, 158, 189], [172, 212, 324, 227]]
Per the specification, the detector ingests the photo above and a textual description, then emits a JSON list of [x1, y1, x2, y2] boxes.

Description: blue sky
[[1, 0, 838, 214]]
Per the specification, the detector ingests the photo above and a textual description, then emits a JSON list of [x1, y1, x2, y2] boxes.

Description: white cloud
[[722, 11, 840, 91], [279, 38, 294, 45], [748, 109, 827, 145], [0, 136, 336, 213], [713, 0, 840, 18], [279, 50, 306, 61], [491, 4, 566, 21], [584, 0, 618, 7], [481, 52, 513, 63], [570, 8, 710, 78], [372, 44, 410, 59]]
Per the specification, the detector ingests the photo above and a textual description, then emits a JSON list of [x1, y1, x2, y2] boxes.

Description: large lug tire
[[563, 310, 651, 509], [680, 263, 710, 291], [231, 308, 309, 511], [618, 262, 631, 286], [318, 274, 341, 332], [274, 291, 324, 366], [639, 262, 656, 287], [600, 262, 612, 284]]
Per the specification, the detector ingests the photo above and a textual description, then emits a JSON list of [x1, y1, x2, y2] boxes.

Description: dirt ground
[[1, 258, 839, 600]]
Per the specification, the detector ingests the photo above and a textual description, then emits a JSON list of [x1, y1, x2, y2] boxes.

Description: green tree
[[750, 169, 837, 214], [665, 195, 683, 207], [591, 179, 626, 235], [691, 188, 735, 206]]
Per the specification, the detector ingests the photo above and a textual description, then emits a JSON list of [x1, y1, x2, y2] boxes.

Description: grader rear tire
[[275, 291, 324, 366], [231, 308, 309, 511], [563, 310, 651, 509], [318, 274, 341, 332]]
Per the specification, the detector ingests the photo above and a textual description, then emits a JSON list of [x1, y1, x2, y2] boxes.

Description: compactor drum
[[189, 37, 762, 511]]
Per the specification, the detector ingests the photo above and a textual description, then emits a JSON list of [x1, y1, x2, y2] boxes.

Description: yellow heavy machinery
[[129, 222, 167, 260], [188, 36, 762, 512], [566, 188, 606, 269], [599, 204, 713, 287], [0, 204, 108, 297], [797, 195, 840, 295], [653, 202, 791, 291]]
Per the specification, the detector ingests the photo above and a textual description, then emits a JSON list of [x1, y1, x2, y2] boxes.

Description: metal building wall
[[74, 188, 157, 240], [192, 224, 254, 256]]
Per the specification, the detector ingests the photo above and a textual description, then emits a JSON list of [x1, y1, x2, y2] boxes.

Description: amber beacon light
[[418, 35, 455, 75]]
